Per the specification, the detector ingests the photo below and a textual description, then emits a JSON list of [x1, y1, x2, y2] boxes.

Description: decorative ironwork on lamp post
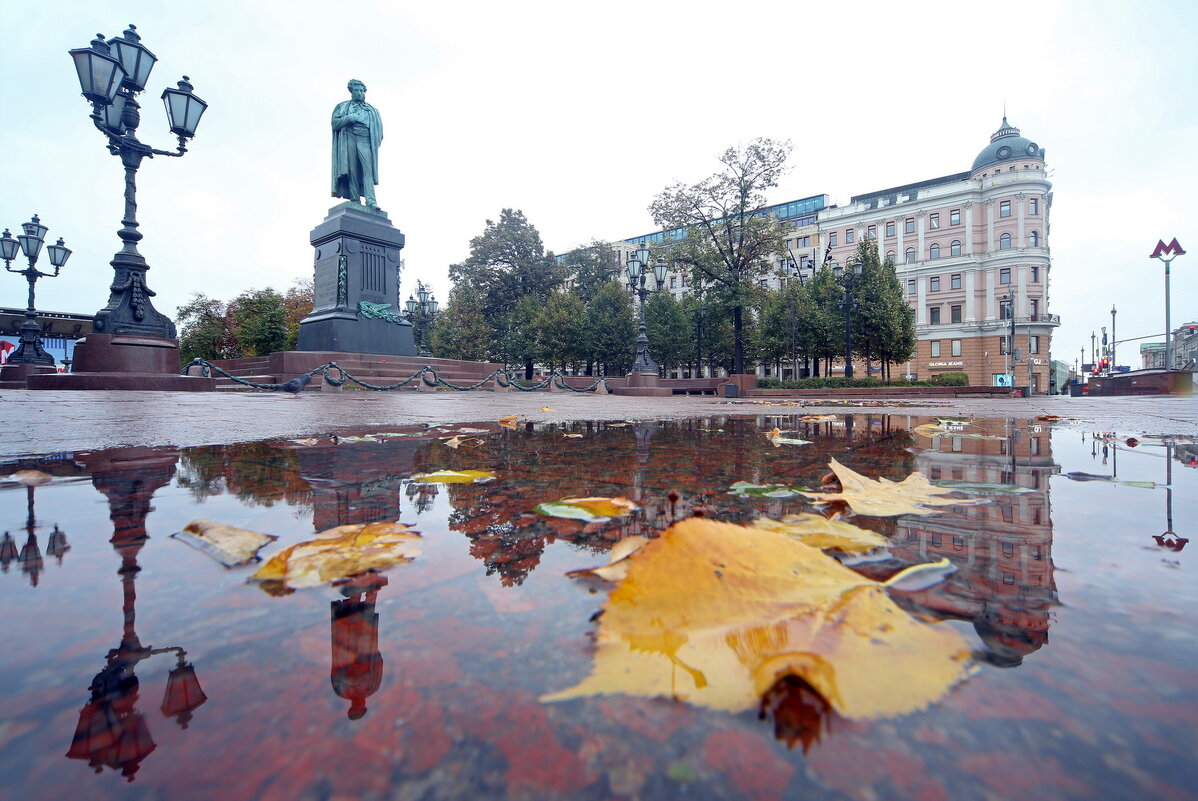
[[404, 281, 438, 358], [1, 217, 72, 365], [832, 259, 863, 378], [67, 25, 207, 339], [626, 247, 667, 374]]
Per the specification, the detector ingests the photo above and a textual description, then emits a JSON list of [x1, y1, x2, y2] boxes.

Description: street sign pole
[[1151, 239, 1186, 368]]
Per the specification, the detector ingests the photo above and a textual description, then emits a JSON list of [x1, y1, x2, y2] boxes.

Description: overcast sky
[[2, 0, 1195, 366]]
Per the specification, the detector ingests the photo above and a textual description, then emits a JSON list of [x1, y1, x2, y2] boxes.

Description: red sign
[[1150, 238, 1186, 259]]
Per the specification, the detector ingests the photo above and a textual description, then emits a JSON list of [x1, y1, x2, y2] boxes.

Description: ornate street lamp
[[403, 280, 438, 358], [67, 25, 207, 343], [2, 216, 72, 366], [832, 260, 864, 378], [626, 250, 668, 374]]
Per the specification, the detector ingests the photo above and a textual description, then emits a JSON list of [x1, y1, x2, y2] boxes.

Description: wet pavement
[[2, 389, 1196, 458]]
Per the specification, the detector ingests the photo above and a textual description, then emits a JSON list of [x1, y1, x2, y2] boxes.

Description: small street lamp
[[832, 260, 864, 378], [67, 25, 207, 340], [404, 280, 438, 358], [626, 248, 667, 374], [1, 216, 72, 366]]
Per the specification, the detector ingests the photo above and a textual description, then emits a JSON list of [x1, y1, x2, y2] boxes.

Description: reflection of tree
[[177, 442, 312, 508]]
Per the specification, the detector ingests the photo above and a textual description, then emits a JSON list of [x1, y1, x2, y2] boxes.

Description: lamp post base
[[0, 362, 58, 389], [25, 334, 216, 391], [613, 370, 672, 397]]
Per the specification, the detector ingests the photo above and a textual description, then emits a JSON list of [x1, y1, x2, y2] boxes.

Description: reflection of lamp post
[[1, 218, 72, 366], [404, 280, 438, 358], [66, 26, 207, 345], [627, 249, 667, 374], [832, 260, 863, 378]]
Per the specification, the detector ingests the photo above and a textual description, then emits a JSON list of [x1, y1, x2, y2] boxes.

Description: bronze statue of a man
[[331, 79, 383, 211]]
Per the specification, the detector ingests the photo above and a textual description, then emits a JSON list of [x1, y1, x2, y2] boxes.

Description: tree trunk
[[732, 304, 744, 375], [524, 359, 533, 380]]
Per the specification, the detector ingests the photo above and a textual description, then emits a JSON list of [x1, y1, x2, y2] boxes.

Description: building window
[[885, 221, 895, 237], [828, 232, 837, 246], [950, 209, 961, 226], [950, 240, 962, 257], [1030, 231, 1039, 247], [1031, 436, 1041, 455], [930, 340, 941, 357], [867, 225, 877, 239], [1029, 197, 1039, 215], [929, 307, 941, 325], [951, 305, 962, 324], [886, 251, 895, 262], [905, 248, 916, 264], [907, 278, 916, 294], [1000, 267, 1012, 284], [1000, 200, 1011, 218], [800, 255, 811, 270], [1030, 298, 1039, 317], [999, 232, 1012, 250], [796, 235, 812, 248], [1000, 336, 1009, 354], [846, 228, 855, 243], [930, 276, 941, 292], [905, 218, 915, 234], [1030, 335, 1040, 353], [951, 339, 962, 356], [1000, 298, 1013, 319], [929, 243, 941, 259], [951, 273, 961, 289], [670, 276, 677, 289], [1030, 265, 1039, 282], [759, 279, 768, 289], [929, 213, 940, 229]]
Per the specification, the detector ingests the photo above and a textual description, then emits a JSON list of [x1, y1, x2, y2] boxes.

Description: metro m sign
[[1150, 238, 1186, 260]]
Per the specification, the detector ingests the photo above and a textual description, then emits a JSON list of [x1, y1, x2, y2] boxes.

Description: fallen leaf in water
[[410, 469, 496, 484], [567, 536, 649, 581], [752, 514, 888, 554], [444, 435, 464, 449], [10, 470, 53, 486], [457, 427, 490, 434], [765, 427, 812, 447], [535, 496, 638, 522], [728, 482, 804, 499], [541, 406, 555, 412], [251, 521, 421, 592], [563, 433, 584, 439], [337, 435, 379, 443], [497, 415, 520, 430], [543, 518, 971, 719], [289, 438, 322, 447], [801, 459, 989, 517], [174, 520, 277, 567]]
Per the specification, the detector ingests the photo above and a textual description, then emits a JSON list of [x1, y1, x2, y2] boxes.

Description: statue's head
[[347, 79, 366, 102]]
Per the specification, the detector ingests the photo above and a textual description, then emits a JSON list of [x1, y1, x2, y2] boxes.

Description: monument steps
[[202, 351, 502, 392]]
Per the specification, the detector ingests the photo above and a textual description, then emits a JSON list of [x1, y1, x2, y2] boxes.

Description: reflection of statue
[[331, 79, 383, 211], [331, 575, 388, 720]]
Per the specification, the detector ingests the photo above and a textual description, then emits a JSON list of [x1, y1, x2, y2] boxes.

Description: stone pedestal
[[0, 362, 57, 389], [613, 370, 672, 397], [297, 203, 415, 356], [26, 334, 216, 391]]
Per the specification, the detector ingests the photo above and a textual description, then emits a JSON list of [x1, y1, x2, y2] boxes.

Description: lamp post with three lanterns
[[832, 259, 864, 378], [626, 246, 668, 374], [404, 281, 439, 358], [1, 216, 72, 368], [61, 24, 207, 377]]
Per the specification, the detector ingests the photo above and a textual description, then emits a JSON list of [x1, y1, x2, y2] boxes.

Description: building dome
[[971, 117, 1044, 173]]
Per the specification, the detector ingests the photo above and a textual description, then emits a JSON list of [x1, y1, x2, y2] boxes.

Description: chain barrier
[[181, 359, 611, 394]]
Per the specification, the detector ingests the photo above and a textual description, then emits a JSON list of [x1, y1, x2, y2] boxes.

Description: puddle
[[1, 416, 1194, 800]]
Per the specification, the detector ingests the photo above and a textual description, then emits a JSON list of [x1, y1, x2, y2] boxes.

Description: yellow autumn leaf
[[752, 514, 888, 554], [566, 535, 649, 581], [800, 458, 989, 517], [10, 470, 52, 486], [444, 435, 464, 449], [913, 423, 948, 439], [543, 518, 971, 720], [250, 521, 421, 591], [175, 519, 278, 567], [541, 406, 555, 412], [410, 469, 496, 484], [498, 415, 519, 431], [563, 433, 584, 439]]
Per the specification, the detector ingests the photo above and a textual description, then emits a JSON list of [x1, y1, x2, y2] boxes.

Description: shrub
[[931, 372, 969, 386], [757, 377, 939, 390]]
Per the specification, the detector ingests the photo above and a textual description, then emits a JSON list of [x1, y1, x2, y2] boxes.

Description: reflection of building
[[296, 441, 419, 530], [891, 419, 1059, 666]]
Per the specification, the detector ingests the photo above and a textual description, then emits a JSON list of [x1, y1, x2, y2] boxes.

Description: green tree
[[430, 283, 496, 361], [176, 292, 232, 364], [643, 291, 692, 375], [850, 239, 915, 379], [230, 288, 289, 358], [586, 281, 635, 375], [282, 277, 314, 351], [649, 138, 793, 374], [448, 208, 563, 325], [559, 239, 619, 304], [802, 265, 847, 377], [533, 292, 588, 372]]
